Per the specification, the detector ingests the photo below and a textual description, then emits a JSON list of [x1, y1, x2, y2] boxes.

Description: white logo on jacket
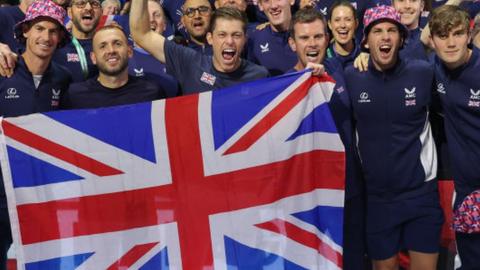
[[358, 92, 371, 103], [436, 83, 446, 94], [260, 43, 269, 53], [5, 88, 19, 99], [468, 89, 480, 107], [134, 68, 144, 77]]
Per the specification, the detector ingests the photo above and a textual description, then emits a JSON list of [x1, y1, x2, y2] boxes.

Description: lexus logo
[[7, 88, 16, 96]]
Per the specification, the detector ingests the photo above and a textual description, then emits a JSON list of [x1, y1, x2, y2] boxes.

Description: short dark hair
[[328, 0, 357, 22], [429, 5, 470, 37], [209, 6, 248, 33], [289, 7, 327, 38], [208, 7, 248, 33], [92, 23, 128, 43]]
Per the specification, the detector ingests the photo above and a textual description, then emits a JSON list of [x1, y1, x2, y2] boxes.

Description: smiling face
[[207, 18, 246, 73], [365, 21, 403, 71], [393, 0, 424, 30], [102, 0, 120, 15], [289, 19, 329, 69], [328, 5, 357, 46], [214, 0, 247, 11], [91, 27, 132, 76], [68, 0, 102, 38], [23, 19, 62, 60], [148, 0, 166, 34], [258, 0, 295, 32], [181, 0, 212, 43]]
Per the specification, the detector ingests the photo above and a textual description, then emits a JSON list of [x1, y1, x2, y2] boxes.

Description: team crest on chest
[[51, 88, 61, 106], [468, 89, 480, 107], [260, 43, 269, 53], [134, 68, 144, 77], [404, 87, 416, 106]]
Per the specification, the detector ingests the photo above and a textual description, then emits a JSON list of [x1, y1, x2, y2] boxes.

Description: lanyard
[[71, 36, 89, 79]]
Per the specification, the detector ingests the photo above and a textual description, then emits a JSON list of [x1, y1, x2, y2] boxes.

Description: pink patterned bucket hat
[[14, 0, 70, 47], [453, 190, 480, 234], [361, 5, 408, 50]]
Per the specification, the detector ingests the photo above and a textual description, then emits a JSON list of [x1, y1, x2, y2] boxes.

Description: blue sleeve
[[164, 41, 200, 85]]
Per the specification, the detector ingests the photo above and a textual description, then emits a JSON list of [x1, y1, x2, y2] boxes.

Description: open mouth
[[222, 48, 236, 61], [379, 45, 392, 57], [337, 30, 349, 39], [81, 14, 93, 24], [306, 51, 319, 61], [192, 21, 204, 31]]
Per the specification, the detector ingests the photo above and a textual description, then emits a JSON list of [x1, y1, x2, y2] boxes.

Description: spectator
[[0, 1, 71, 269], [63, 24, 165, 108]]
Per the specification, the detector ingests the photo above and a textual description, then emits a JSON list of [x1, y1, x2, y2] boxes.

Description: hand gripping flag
[[0, 71, 345, 270]]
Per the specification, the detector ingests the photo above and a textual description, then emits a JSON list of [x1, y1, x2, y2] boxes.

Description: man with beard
[[63, 24, 165, 109], [0, 0, 69, 77], [52, 0, 102, 82], [130, 1, 268, 95], [345, 5, 443, 270], [0, 0, 71, 268], [179, 0, 213, 55]]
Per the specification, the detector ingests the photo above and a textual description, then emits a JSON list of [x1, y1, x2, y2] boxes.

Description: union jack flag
[[0, 71, 345, 269]]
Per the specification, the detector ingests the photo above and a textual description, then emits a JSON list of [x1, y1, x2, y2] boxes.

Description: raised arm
[[129, 0, 166, 63]]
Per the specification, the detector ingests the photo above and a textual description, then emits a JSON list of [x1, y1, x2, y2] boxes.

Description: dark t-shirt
[[129, 47, 179, 97], [164, 40, 269, 95], [63, 75, 165, 109]]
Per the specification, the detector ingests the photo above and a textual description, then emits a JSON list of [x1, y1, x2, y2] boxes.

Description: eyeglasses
[[71, 0, 101, 9], [183, 6, 211, 18]]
